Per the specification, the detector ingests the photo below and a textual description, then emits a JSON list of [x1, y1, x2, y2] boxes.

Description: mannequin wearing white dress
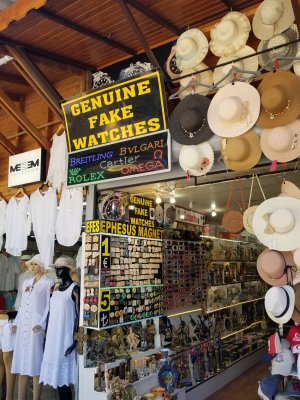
[[11, 255, 53, 400], [39, 257, 80, 400]]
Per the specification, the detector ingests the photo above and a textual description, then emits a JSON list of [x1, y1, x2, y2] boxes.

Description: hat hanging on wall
[[209, 12, 251, 57], [252, 196, 300, 251], [257, 24, 299, 71], [169, 94, 214, 145], [265, 285, 295, 324], [213, 45, 259, 85], [256, 249, 296, 286], [252, 0, 295, 40], [92, 71, 114, 89], [260, 120, 300, 163], [207, 81, 260, 137], [281, 181, 300, 200], [176, 28, 209, 70], [256, 70, 300, 128], [221, 129, 262, 171], [178, 63, 213, 98], [178, 142, 214, 176], [165, 46, 182, 81], [292, 283, 300, 324], [293, 47, 300, 76]]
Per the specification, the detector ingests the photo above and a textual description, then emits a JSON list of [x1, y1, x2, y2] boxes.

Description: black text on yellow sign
[[61, 71, 168, 153], [99, 290, 110, 312], [85, 219, 164, 239]]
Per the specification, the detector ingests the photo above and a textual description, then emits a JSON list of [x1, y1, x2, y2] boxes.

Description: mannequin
[[11, 255, 53, 400], [1, 311, 17, 400], [39, 257, 80, 400]]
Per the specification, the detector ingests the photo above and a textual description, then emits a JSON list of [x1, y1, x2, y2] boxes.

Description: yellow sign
[[99, 290, 110, 312]]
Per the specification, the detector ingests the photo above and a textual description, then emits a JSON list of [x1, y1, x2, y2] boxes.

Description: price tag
[[99, 290, 110, 312], [101, 235, 111, 270]]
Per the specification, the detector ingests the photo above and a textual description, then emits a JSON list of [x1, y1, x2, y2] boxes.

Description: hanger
[[51, 123, 65, 141], [14, 187, 26, 198], [39, 181, 50, 193]]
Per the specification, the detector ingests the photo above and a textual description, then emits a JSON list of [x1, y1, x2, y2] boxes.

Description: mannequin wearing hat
[[11, 254, 53, 400], [39, 257, 80, 400]]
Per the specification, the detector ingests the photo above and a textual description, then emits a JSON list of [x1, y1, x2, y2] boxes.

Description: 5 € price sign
[[101, 235, 111, 270]]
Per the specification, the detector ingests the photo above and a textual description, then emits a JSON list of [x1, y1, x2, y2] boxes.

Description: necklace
[[265, 99, 291, 120], [181, 117, 206, 138]]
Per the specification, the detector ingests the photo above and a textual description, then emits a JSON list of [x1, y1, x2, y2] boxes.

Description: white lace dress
[[46, 131, 68, 193], [40, 282, 78, 388]]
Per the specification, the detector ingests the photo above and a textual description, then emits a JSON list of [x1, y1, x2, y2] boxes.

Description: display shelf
[[200, 235, 259, 244], [220, 320, 264, 340], [208, 260, 257, 263], [101, 348, 162, 371], [207, 297, 264, 314], [208, 279, 261, 287]]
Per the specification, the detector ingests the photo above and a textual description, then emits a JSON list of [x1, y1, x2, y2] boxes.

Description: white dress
[[56, 188, 83, 247], [0, 199, 6, 250], [30, 188, 57, 268], [46, 132, 68, 193], [11, 275, 53, 377], [5, 195, 30, 257], [40, 282, 78, 388]]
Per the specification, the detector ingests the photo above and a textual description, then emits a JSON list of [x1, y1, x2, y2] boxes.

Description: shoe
[[258, 375, 281, 400]]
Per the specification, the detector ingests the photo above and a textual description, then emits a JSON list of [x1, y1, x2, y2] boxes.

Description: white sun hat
[[179, 142, 214, 177], [176, 28, 209, 71], [253, 0, 295, 40], [209, 12, 251, 57], [178, 63, 213, 98], [213, 46, 258, 85], [281, 181, 300, 200], [252, 197, 300, 251], [207, 81, 261, 137], [265, 285, 295, 324]]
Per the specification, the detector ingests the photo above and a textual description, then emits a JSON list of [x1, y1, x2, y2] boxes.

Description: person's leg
[[2, 351, 16, 400], [17, 375, 29, 400], [57, 385, 72, 400], [0, 351, 5, 400], [32, 376, 42, 400]]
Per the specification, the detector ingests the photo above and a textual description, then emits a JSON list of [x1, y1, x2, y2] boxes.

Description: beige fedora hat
[[179, 142, 214, 176], [253, 0, 295, 40], [260, 120, 300, 163], [213, 45, 258, 85], [210, 12, 251, 57], [281, 181, 300, 200], [178, 64, 213, 98], [221, 129, 262, 171], [256, 70, 300, 129], [207, 81, 260, 137], [176, 28, 208, 71], [257, 249, 296, 286], [257, 24, 299, 72], [165, 46, 182, 81], [252, 197, 300, 251]]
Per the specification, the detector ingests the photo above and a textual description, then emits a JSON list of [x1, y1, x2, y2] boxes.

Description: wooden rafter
[[0, 131, 17, 155], [0, 87, 50, 150], [32, 8, 136, 56], [125, 0, 182, 36], [6, 46, 63, 120], [0, 72, 29, 86], [219, 0, 236, 10]]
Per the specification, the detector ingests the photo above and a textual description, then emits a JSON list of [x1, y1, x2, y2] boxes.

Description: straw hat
[[53, 256, 76, 272], [178, 64, 213, 98], [213, 46, 258, 85], [257, 24, 299, 71], [179, 142, 214, 176], [165, 46, 182, 80], [176, 28, 209, 70], [207, 81, 260, 137], [293, 47, 300, 77], [281, 181, 300, 200], [265, 285, 295, 324], [292, 283, 300, 324], [253, 0, 295, 40], [26, 254, 45, 270], [293, 248, 300, 267], [243, 206, 258, 234], [221, 129, 262, 171], [260, 120, 300, 163], [256, 70, 300, 129], [209, 12, 251, 57], [252, 197, 300, 251], [257, 249, 296, 286], [169, 94, 214, 145]]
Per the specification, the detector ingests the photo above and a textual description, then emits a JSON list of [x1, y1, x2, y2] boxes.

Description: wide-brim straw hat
[[207, 81, 260, 137], [179, 142, 214, 176], [243, 205, 258, 234], [253, 0, 295, 40], [26, 254, 45, 270], [265, 285, 295, 324], [281, 181, 300, 200], [169, 94, 214, 145], [176, 28, 209, 70], [292, 282, 300, 324], [256, 70, 300, 129], [178, 63, 213, 98], [257, 24, 299, 71], [210, 12, 251, 57], [252, 196, 300, 251], [260, 120, 300, 163], [165, 46, 182, 81], [221, 129, 262, 171], [257, 249, 296, 286], [213, 46, 258, 85]]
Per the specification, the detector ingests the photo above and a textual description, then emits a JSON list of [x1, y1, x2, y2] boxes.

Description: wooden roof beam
[[6, 46, 63, 120], [32, 8, 136, 56], [0, 72, 29, 86], [0, 87, 50, 150], [0, 131, 17, 155], [0, 35, 95, 71], [219, 0, 236, 10], [125, 0, 182, 36]]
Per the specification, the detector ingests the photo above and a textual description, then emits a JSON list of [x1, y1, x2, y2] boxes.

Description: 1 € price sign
[[101, 235, 111, 270]]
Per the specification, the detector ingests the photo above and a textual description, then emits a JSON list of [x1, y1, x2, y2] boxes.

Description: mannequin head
[[55, 266, 72, 280], [54, 256, 75, 283], [26, 254, 45, 276]]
